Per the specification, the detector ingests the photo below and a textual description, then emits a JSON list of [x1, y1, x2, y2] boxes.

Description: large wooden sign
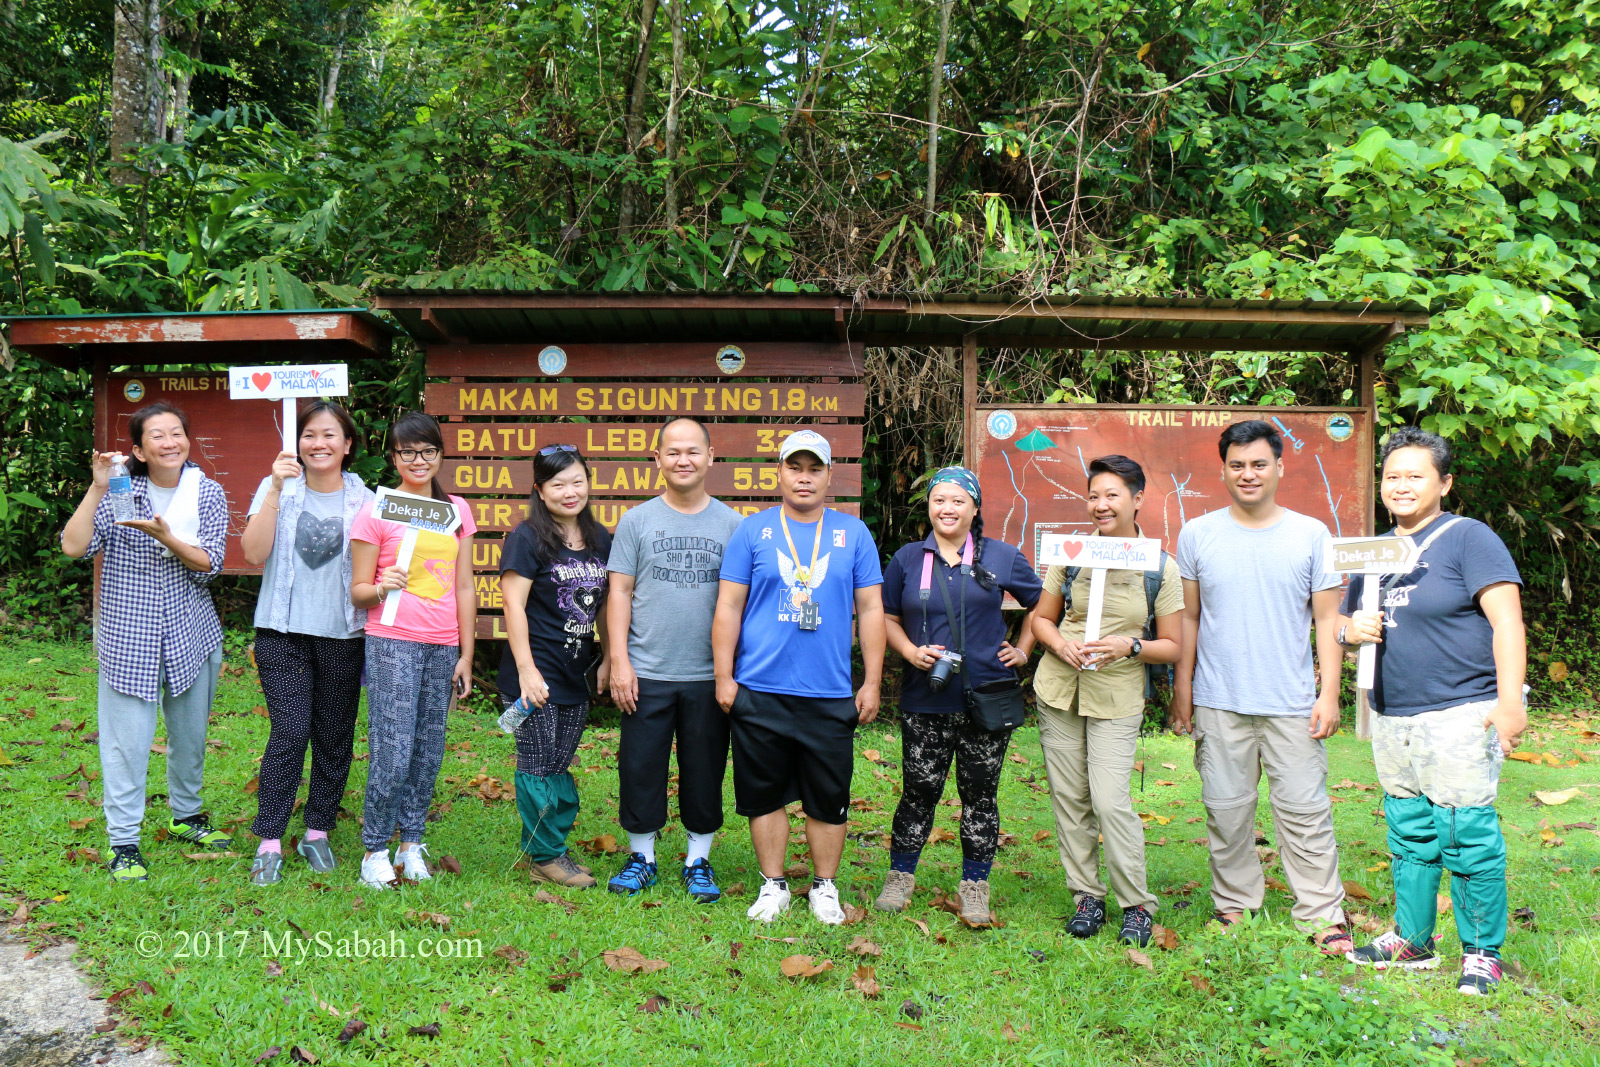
[[974, 405, 1372, 586], [426, 341, 866, 638]]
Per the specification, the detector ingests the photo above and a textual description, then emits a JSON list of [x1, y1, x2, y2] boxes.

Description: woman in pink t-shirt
[[349, 412, 477, 889]]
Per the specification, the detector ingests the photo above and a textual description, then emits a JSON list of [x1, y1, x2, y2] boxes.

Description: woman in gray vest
[[1030, 455, 1183, 948], [240, 401, 374, 885]]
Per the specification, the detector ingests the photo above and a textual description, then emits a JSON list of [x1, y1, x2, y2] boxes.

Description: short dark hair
[[127, 401, 190, 477], [1381, 426, 1453, 478], [1218, 419, 1283, 460], [658, 417, 711, 447], [1087, 454, 1146, 495], [297, 400, 360, 471]]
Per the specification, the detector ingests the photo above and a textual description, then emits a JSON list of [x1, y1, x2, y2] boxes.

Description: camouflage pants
[[890, 709, 1011, 864], [1371, 699, 1503, 808]]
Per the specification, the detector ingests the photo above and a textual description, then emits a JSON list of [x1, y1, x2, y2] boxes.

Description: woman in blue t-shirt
[[873, 466, 1042, 925], [497, 444, 612, 889], [1338, 427, 1526, 996]]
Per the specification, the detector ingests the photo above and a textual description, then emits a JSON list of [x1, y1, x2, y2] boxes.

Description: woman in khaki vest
[[1031, 455, 1183, 948]]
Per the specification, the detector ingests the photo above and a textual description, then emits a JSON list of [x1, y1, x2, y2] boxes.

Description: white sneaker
[[809, 880, 845, 925], [360, 849, 396, 890], [746, 879, 792, 922], [397, 843, 431, 881]]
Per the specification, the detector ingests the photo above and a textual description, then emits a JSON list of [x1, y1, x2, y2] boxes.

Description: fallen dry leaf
[[264, 960, 284, 977], [1508, 751, 1543, 763], [288, 1048, 317, 1064], [1137, 812, 1171, 826], [336, 1020, 366, 1043], [438, 855, 463, 875], [533, 888, 579, 915], [847, 936, 882, 957], [183, 851, 240, 861], [638, 994, 670, 1014], [1548, 661, 1570, 683], [1001, 1021, 1020, 1042], [863, 749, 882, 763], [1186, 973, 1215, 995], [491, 945, 529, 966], [1437, 893, 1452, 915], [1342, 880, 1374, 902], [926, 827, 956, 845], [1264, 876, 1290, 892], [852, 964, 881, 997], [1162, 762, 1178, 771], [576, 833, 621, 854], [906, 917, 931, 935], [1150, 924, 1179, 951], [603, 946, 668, 974], [1032, 829, 1051, 842], [253, 1047, 282, 1064], [405, 910, 452, 930], [407, 1023, 441, 1038], [1125, 948, 1154, 971], [1513, 906, 1538, 931], [1534, 787, 1581, 806], [779, 954, 833, 978], [1366, 861, 1390, 873]]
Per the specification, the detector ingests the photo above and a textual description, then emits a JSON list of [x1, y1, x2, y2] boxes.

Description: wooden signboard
[[425, 341, 866, 638], [101, 372, 281, 573], [974, 405, 1372, 589]]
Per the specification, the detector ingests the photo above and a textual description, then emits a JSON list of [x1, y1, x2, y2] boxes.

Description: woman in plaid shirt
[[61, 402, 233, 883]]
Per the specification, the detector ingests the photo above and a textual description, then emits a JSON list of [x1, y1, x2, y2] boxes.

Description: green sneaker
[[168, 814, 232, 849], [109, 844, 149, 882]]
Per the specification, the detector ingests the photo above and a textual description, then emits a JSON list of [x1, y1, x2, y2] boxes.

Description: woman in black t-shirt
[[497, 445, 612, 888], [1338, 428, 1526, 996]]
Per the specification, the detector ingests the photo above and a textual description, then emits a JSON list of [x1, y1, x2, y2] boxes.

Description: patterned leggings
[[361, 635, 457, 850], [890, 709, 1013, 863], [504, 696, 591, 777]]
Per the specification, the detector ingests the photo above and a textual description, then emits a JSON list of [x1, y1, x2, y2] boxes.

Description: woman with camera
[[1031, 455, 1183, 948], [874, 466, 1042, 925], [349, 413, 477, 890]]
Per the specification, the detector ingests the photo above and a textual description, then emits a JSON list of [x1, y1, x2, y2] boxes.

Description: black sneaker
[[1067, 896, 1106, 938], [1458, 950, 1503, 995], [1346, 929, 1439, 970], [1119, 905, 1154, 947], [109, 844, 148, 883]]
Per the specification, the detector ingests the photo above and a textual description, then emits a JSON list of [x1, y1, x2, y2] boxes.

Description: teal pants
[[1386, 795, 1507, 952], [516, 771, 580, 863]]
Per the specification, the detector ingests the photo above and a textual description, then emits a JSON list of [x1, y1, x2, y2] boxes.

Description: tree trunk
[[924, 0, 953, 224], [320, 7, 350, 123], [662, 0, 684, 225], [616, 0, 660, 239], [166, 13, 203, 144], [110, 0, 166, 182]]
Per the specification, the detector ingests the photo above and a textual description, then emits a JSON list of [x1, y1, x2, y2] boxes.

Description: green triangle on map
[[1015, 428, 1055, 452]]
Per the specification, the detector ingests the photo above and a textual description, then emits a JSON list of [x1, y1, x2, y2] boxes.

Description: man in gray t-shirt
[[604, 418, 745, 903], [1171, 421, 1350, 953]]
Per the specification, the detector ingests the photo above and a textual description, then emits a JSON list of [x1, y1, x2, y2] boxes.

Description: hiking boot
[[250, 849, 284, 886], [1119, 905, 1154, 947], [397, 843, 431, 881], [1067, 895, 1107, 938], [809, 880, 846, 925], [359, 849, 397, 890], [296, 837, 337, 873], [608, 853, 659, 895], [108, 844, 148, 883], [168, 813, 232, 849], [682, 859, 721, 903], [530, 852, 597, 889], [1458, 950, 1503, 995], [747, 878, 792, 922], [957, 879, 993, 925], [874, 869, 916, 913], [1347, 929, 1438, 970]]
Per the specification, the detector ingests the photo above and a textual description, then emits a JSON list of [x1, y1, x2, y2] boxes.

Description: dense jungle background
[[0, 0, 1596, 700]]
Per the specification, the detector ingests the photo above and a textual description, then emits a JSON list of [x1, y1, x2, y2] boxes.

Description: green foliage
[[1233, 965, 1450, 1065]]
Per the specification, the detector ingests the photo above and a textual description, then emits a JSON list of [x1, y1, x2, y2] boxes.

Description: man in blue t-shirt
[[712, 430, 885, 926]]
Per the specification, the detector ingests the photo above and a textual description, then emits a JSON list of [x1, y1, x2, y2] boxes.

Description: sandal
[[1315, 926, 1355, 957]]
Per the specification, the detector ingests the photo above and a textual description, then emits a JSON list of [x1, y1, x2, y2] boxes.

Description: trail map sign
[[426, 341, 866, 638], [1328, 534, 1417, 691], [229, 363, 350, 453], [372, 487, 462, 626], [1039, 533, 1163, 667]]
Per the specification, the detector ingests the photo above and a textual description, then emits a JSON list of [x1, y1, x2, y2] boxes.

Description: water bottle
[[496, 695, 534, 735], [108, 454, 136, 523]]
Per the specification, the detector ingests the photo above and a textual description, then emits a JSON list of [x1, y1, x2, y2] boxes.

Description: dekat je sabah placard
[[228, 364, 351, 453], [1038, 534, 1162, 671], [1327, 535, 1417, 692], [372, 487, 462, 626]]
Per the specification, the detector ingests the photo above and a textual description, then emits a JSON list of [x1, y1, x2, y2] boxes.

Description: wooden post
[[962, 333, 977, 468]]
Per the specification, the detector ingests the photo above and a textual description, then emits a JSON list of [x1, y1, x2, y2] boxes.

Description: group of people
[[63, 406, 1527, 996]]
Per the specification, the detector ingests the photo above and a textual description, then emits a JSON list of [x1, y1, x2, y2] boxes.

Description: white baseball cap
[[778, 429, 832, 466]]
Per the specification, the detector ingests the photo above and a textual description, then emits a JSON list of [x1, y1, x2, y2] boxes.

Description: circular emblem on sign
[[715, 345, 747, 375], [986, 409, 1017, 441], [537, 345, 568, 375], [1326, 414, 1355, 443], [123, 379, 145, 403]]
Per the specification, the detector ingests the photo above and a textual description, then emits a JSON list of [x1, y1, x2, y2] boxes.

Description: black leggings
[[890, 709, 1012, 863], [250, 628, 365, 839]]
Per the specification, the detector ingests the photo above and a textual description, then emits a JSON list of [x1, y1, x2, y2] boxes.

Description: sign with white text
[[229, 363, 350, 453], [1327, 535, 1417, 691], [1039, 534, 1163, 667]]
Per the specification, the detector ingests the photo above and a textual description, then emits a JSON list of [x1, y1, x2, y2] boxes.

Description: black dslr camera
[[926, 650, 965, 693]]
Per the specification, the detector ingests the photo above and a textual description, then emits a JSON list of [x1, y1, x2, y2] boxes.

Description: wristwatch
[[1128, 638, 1142, 659]]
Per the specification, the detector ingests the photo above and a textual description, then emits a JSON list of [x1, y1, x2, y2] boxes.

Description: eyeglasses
[[539, 444, 579, 456], [395, 447, 441, 462]]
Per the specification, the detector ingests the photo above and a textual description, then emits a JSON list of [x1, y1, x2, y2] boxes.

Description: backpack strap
[[1061, 566, 1082, 605], [1141, 550, 1167, 640]]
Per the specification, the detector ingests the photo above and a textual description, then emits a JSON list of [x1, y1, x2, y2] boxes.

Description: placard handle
[[1083, 568, 1108, 671], [380, 527, 420, 626], [1356, 573, 1378, 691]]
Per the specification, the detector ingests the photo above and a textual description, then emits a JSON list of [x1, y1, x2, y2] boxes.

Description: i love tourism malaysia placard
[[228, 364, 350, 400]]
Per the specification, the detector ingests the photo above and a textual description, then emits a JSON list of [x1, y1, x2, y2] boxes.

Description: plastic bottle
[[108, 454, 136, 523], [496, 695, 534, 735]]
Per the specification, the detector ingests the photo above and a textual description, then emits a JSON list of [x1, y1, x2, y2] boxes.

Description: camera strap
[[921, 536, 972, 686]]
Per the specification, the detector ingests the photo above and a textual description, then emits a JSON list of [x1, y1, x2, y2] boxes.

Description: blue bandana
[[928, 465, 981, 506]]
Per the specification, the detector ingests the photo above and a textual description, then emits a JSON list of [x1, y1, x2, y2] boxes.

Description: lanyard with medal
[[780, 506, 827, 631]]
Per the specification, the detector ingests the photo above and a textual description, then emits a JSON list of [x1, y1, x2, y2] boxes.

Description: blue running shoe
[[608, 852, 658, 895], [682, 858, 721, 903]]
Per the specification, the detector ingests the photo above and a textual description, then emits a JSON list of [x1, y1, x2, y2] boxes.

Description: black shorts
[[728, 685, 857, 824]]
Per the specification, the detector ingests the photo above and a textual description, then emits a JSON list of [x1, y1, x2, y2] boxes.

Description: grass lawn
[[1, 636, 1598, 1067]]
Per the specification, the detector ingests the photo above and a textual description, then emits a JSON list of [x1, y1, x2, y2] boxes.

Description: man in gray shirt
[[1171, 420, 1350, 956], [605, 417, 744, 903]]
